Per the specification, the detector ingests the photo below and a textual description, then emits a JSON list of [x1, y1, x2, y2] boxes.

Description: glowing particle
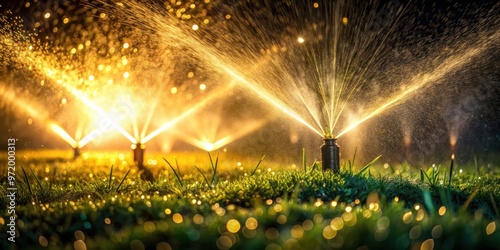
[[143, 221, 156, 233], [100, 13, 106, 19], [486, 222, 496, 235], [402, 211, 413, 224], [342, 17, 348, 25], [203, 19, 209, 24], [438, 206, 446, 216], [420, 239, 434, 250], [302, 220, 313, 231], [291, 225, 304, 239], [330, 218, 344, 231], [409, 225, 422, 239], [297, 37, 305, 43], [88, 75, 94, 81], [277, 214, 287, 224], [415, 204, 420, 210], [432, 225, 442, 239], [44, 13, 51, 18], [25, 2, 30, 7], [227, 219, 241, 233], [170, 87, 178, 94], [39, 236, 48, 246], [61, 98, 67, 104], [71, 48, 77, 54], [85, 40, 91, 46], [362, 210, 372, 218], [192, 24, 199, 30], [245, 217, 258, 230], [104, 218, 111, 224], [74, 240, 86, 250], [345, 206, 352, 212], [265, 227, 279, 240], [377, 216, 390, 231], [123, 43, 129, 49], [323, 226, 336, 239], [123, 72, 129, 78], [190, 4, 196, 9], [313, 2, 319, 8], [193, 214, 204, 224], [74, 230, 85, 241], [172, 213, 183, 223], [217, 235, 232, 249], [331, 201, 338, 207], [63, 17, 69, 24], [164, 208, 171, 215], [274, 204, 283, 212], [27, 118, 33, 125], [199, 83, 206, 90], [78, 44, 84, 50], [416, 209, 425, 221], [225, 14, 231, 19]]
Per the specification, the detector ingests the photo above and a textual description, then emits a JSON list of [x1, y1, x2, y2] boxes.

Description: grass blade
[[358, 155, 381, 175], [163, 157, 183, 187], [29, 167, 45, 193], [208, 152, 215, 172], [210, 153, 219, 185], [489, 193, 499, 218], [350, 147, 358, 173], [302, 148, 307, 172], [194, 165, 210, 186], [175, 157, 182, 177], [251, 155, 266, 176], [116, 169, 130, 192], [108, 165, 114, 191], [20, 166, 34, 197]]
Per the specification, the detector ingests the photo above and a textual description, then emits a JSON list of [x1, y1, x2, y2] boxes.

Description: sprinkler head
[[321, 138, 340, 173], [132, 143, 145, 168], [73, 147, 81, 159]]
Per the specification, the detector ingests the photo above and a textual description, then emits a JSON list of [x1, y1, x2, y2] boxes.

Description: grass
[[1, 150, 499, 249]]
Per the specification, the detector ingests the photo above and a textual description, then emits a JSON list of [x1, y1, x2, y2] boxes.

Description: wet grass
[[1, 150, 499, 249]]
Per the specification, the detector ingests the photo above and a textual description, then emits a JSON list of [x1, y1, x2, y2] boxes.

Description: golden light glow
[[297, 37, 305, 43], [177, 119, 267, 151], [486, 222, 496, 235], [0, 83, 79, 148], [245, 217, 258, 230], [342, 17, 348, 25], [226, 219, 241, 233], [141, 88, 228, 144]]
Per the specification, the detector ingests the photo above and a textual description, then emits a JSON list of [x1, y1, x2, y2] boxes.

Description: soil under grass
[[1, 150, 499, 249]]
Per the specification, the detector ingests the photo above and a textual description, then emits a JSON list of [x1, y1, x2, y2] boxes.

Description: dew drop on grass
[[226, 219, 241, 233], [486, 222, 496, 235]]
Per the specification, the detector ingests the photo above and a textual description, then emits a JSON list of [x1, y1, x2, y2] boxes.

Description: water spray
[[321, 137, 340, 173]]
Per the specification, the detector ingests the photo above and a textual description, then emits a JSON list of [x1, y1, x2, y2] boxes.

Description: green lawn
[[1, 150, 499, 249]]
